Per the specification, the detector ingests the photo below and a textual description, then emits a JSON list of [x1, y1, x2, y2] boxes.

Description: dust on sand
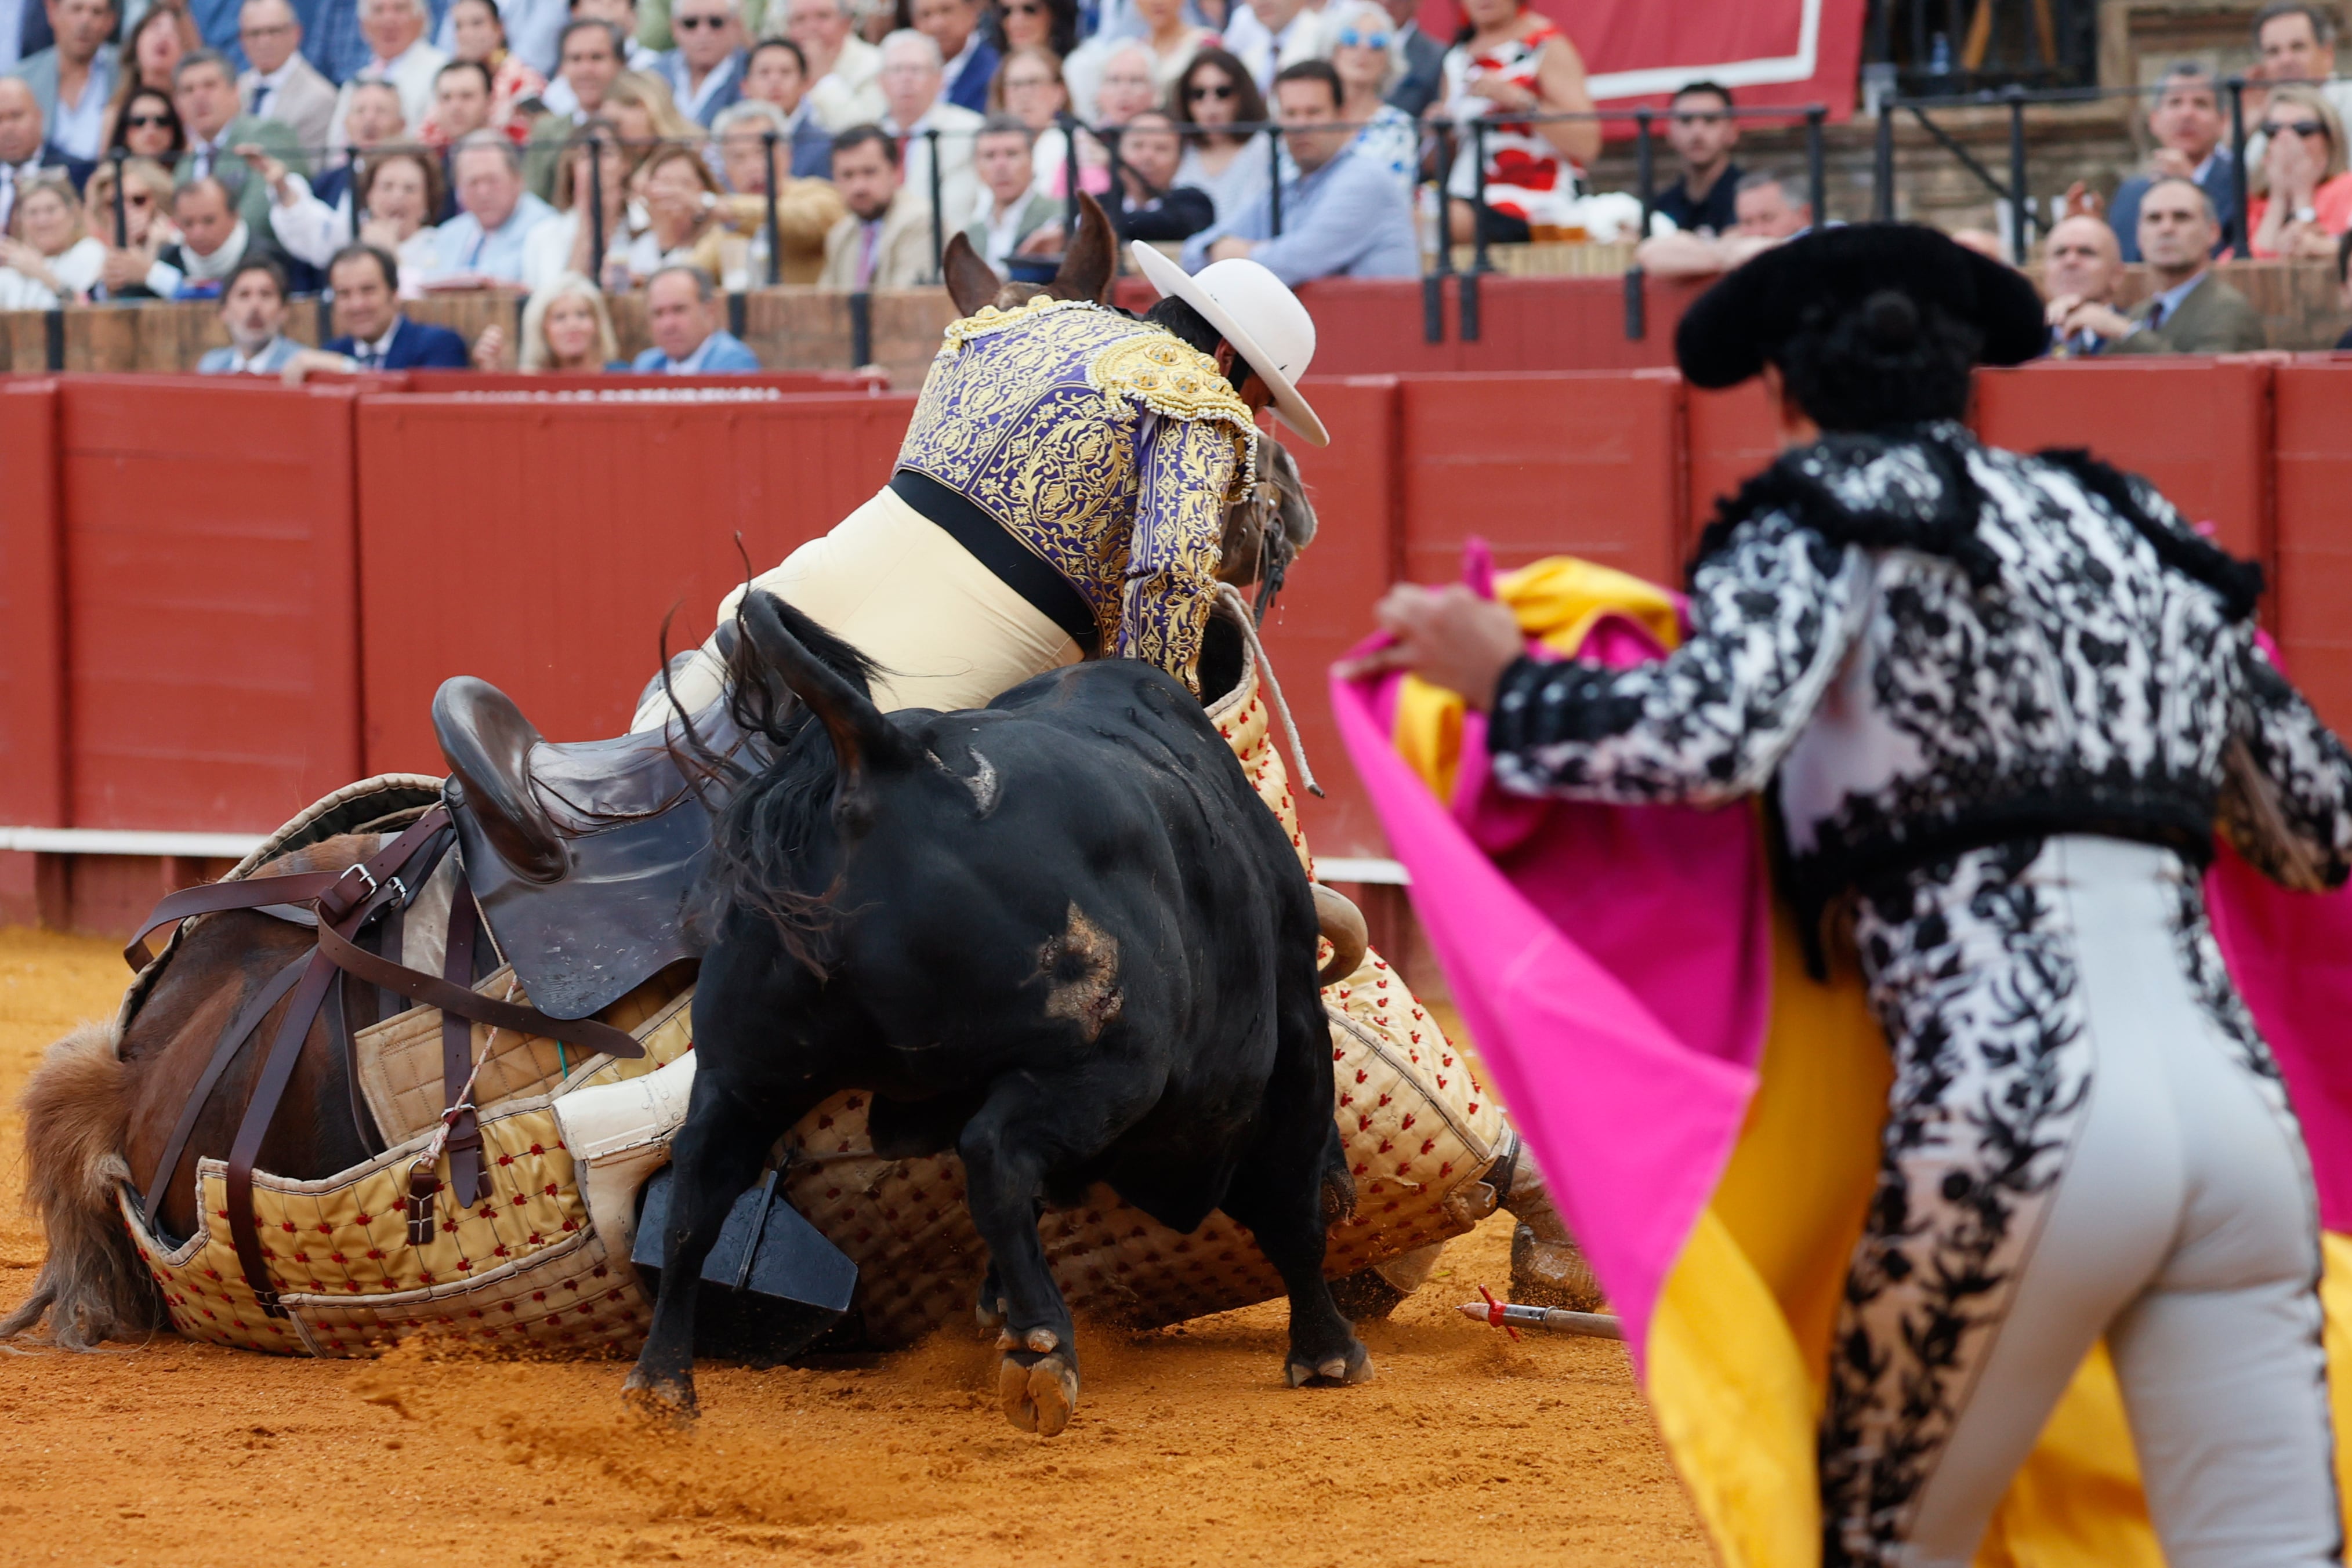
[[0, 927, 1710, 1567]]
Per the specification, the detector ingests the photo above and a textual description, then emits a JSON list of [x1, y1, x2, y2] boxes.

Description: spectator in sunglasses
[[653, 0, 748, 126], [1328, 0, 1417, 204], [108, 86, 187, 160], [2248, 84, 2352, 258], [1170, 46, 1268, 223]]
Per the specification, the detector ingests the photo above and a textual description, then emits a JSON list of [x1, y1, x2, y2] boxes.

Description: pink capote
[[1331, 600, 2352, 1372]]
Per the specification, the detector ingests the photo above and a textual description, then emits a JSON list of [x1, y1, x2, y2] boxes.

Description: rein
[[129, 804, 646, 1316]]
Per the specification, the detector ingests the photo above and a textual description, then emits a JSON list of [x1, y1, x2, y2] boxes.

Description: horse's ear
[[1046, 192, 1117, 303], [941, 231, 1004, 316]]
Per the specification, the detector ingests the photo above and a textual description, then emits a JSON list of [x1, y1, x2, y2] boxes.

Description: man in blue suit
[[284, 242, 470, 379], [630, 264, 760, 371], [914, 0, 994, 114]]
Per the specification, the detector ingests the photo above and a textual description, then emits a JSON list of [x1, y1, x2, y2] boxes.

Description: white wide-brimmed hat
[[1129, 242, 1328, 448]]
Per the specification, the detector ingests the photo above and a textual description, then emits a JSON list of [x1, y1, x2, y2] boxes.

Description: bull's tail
[[0, 1021, 159, 1350]]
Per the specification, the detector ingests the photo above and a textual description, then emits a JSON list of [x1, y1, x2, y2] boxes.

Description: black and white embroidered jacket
[[1486, 422, 2352, 916]]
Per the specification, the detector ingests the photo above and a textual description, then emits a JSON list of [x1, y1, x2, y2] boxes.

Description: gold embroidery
[[1086, 333, 1259, 436], [896, 300, 1253, 689], [937, 293, 1112, 353]]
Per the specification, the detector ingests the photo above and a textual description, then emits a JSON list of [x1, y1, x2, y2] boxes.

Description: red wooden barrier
[[2270, 365, 2352, 733], [354, 390, 916, 775], [399, 370, 890, 394], [0, 382, 64, 923], [1398, 370, 1684, 589], [0, 381, 65, 831], [1267, 376, 1402, 860], [1683, 381, 1780, 567], [1288, 274, 1699, 380], [1972, 359, 2275, 572], [56, 377, 364, 831]]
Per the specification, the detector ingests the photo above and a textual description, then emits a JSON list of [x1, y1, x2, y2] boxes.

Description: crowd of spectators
[[10, 0, 2352, 373], [0, 0, 1682, 373]]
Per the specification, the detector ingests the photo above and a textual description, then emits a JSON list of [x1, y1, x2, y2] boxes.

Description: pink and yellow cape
[[1332, 554, 2352, 1567]]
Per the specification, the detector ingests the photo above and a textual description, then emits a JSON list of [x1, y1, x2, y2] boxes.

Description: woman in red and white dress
[[1433, 0, 1599, 244]]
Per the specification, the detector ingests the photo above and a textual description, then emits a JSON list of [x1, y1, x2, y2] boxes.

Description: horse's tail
[[0, 1019, 158, 1350]]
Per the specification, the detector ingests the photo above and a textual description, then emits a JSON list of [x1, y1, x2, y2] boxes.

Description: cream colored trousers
[[632, 485, 1082, 729]]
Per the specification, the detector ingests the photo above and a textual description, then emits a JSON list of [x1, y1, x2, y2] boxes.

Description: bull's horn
[[1313, 883, 1368, 988]]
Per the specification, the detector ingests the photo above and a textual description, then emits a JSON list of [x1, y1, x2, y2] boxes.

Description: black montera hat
[[1674, 223, 2047, 390]]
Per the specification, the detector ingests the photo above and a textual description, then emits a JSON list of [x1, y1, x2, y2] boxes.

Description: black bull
[[622, 591, 1375, 1434]]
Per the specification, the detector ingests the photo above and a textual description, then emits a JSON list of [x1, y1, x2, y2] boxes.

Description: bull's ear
[[942, 231, 1004, 316], [1047, 192, 1116, 303]]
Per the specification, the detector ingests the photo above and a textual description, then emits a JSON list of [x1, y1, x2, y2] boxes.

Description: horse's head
[[942, 191, 1118, 316], [1216, 437, 1317, 617]]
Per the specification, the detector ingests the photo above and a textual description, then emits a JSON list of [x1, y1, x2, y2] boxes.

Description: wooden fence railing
[[2, 259, 2347, 384]]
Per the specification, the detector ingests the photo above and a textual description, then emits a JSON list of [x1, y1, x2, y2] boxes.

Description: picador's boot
[[1491, 1131, 1606, 1312]]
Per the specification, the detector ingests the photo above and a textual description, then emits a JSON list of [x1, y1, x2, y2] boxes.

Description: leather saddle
[[434, 634, 752, 1021]]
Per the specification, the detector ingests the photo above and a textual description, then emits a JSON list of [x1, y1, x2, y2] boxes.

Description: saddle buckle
[[321, 862, 380, 920]]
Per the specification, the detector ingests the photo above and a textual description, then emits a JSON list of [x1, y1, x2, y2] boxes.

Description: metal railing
[[1868, 77, 2281, 266]]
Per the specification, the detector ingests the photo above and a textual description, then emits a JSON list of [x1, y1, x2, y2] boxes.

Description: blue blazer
[[324, 315, 470, 368], [942, 38, 998, 114], [631, 331, 762, 373], [788, 111, 832, 179]]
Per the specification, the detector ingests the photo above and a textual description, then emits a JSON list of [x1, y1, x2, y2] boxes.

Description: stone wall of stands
[[0, 357, 2340, 934]]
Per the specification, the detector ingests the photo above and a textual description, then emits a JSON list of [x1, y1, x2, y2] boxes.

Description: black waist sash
[[889, 469, 1100, 656]]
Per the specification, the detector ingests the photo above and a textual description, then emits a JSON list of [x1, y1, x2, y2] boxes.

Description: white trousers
[[633, 485, 1082, 729], [1848, 837, 2340, 1567]]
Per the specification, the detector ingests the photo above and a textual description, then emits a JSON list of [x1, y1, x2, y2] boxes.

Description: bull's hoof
[[1510, 1224, 1608, 1313], [975, 1293, 1007, 1338], [621, 1367, 700, 1426], [998, 1348, 1079, 1436], [1285, 1339, 1375, 1388]]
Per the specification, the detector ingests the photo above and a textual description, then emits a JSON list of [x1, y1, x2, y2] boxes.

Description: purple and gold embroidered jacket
[[895, 295, 1260, 691]]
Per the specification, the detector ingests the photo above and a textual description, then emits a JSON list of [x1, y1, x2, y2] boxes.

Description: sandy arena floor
[[0, 926, 1708, 1567]]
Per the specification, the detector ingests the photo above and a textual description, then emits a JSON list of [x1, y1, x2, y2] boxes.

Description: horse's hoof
[[998, 1348, 1079, 1436], [1286, 1340, 1375, 1388], [621, 1369, 699, 1426], [1511, 1225, 1608, 1313]]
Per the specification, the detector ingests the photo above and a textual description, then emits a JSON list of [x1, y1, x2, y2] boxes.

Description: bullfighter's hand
[[1338, 583, 1524, 710]]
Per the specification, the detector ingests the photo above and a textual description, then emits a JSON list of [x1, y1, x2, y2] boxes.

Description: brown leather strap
[[125, 808, 454, 971], [138, 950, 312, 1228], [311, 920, 646, 1059], [223, 863, 416, 1314], [439, 887, 484, 1208]]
